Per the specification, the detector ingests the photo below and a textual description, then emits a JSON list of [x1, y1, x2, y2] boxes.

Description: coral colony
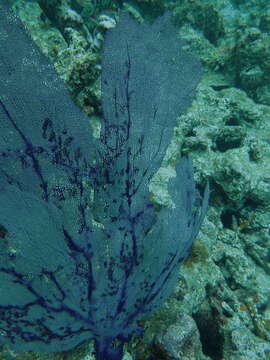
[[0, 2, 208, 359]]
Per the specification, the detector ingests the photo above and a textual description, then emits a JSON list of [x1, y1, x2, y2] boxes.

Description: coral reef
[[2, 0, 270, 359]]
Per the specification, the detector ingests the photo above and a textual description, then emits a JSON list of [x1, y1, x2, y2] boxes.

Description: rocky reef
[[1, 1, 269, 360]]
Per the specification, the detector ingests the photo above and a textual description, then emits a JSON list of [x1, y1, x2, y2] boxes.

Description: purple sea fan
[[0, 3, 208, 359]]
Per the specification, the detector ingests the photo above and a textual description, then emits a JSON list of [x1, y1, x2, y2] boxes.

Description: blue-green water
[[0, 1, 269, 360]]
